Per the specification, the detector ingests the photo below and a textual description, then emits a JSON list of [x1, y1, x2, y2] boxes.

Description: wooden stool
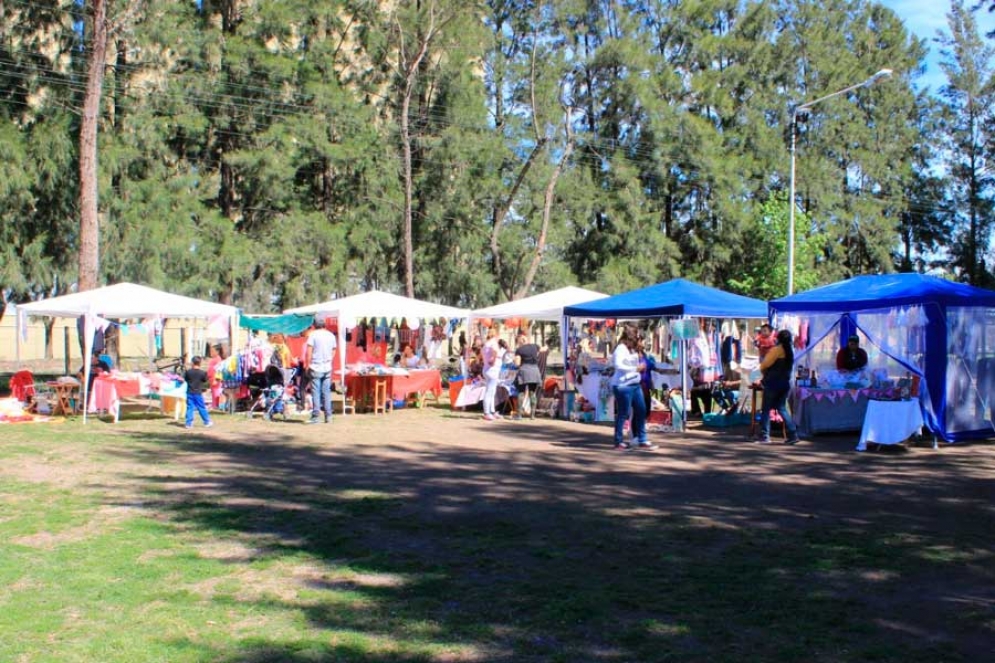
[[373, 378, 391, 415]]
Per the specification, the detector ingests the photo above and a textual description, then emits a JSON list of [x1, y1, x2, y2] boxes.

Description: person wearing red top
[[754, 324, 776, 360], [836, 335, 868, 371]]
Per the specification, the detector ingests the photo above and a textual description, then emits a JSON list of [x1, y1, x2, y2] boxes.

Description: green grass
[[0, 421, 991, 662]]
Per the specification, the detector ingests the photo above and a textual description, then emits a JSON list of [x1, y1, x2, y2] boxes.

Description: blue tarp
[[769, 273, 995, 312], [563, 278, 768, 319], [771, 273, 995, 443]]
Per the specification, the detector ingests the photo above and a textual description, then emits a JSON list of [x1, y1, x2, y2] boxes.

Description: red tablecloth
[[343, 369, 442, 412]]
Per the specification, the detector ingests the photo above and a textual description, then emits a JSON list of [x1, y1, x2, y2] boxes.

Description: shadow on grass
[[105, 417, 995, 663]]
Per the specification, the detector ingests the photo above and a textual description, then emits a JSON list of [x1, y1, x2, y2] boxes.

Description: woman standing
[[482, 329, 502, 421], [757, 329, 800, 445], [611, 324, 655, 450]]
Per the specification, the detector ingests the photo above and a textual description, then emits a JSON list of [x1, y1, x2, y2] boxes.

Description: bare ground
[[5, 405, 995, 661]]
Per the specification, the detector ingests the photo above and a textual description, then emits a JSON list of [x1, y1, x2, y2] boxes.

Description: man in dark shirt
[[182, 356, 213, 429], [836, 335, 869, 371], [77, 353, 112, 395]]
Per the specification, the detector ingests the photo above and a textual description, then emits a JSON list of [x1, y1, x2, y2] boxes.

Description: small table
[[857, 399, 924, 451], [46, 381, 80, 416]]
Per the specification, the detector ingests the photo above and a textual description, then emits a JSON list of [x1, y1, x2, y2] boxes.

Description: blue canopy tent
[[770, 273, 995, 443], [563, 279, 769, 424]]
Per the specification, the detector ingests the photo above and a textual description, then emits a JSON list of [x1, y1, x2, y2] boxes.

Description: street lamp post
[[786, 68, 893, 295]]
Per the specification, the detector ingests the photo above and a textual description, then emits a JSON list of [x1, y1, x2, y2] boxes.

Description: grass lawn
[[1, 410, 993, 662]]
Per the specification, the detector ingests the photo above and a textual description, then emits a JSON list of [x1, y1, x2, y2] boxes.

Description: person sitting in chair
[[77, 352, 111, 394], [836, 334, 868, 371]]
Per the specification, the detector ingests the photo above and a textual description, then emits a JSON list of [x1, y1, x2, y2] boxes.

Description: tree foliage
[[1, 0, 989, 313]]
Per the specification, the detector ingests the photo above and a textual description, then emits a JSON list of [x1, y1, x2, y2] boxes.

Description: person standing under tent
[[611, 324, 655, 451], [756, 329, 799, 445], [305, 314, 337, 424], [514, 333, 542, 419], [481, 328, 502, 421], [182, 356, 213, 429]]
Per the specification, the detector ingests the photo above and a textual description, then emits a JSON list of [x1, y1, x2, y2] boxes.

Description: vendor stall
[[770, 273, 995, 443], [563, 279, 768, 427], [16, 283, 239, 423], [285, 290, 466, 414]]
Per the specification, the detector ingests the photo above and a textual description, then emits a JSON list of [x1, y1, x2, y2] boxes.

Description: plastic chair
[[372, 378, 391, 415], [10, 370, 36, 403]]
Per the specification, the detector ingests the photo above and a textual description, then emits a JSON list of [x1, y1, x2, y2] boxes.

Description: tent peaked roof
[[16, 282, 238, 319], [770, 273, 995, 313], [471, 286, 609, 321], [284, 289, 466, 320], [563, 278, 767, 319]]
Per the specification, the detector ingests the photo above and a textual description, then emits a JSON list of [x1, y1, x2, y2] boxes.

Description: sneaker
[[614, 442, 632, 451], [483, 414, 495, 421], [184, 424, 193, 429], [635, 442, 658, 450], [753, 436, 772, 444], [784, 436, 799, 445], [205, 422, 213, 428], [307, 417, 320, 425]]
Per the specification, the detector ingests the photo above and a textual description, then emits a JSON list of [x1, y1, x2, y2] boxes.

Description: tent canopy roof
[[284, 290, 466, 321], [769, 273, 995, 313], [471, 286, 608, 321], [16, 282, 238, 319], [563, 278, 767, 319]]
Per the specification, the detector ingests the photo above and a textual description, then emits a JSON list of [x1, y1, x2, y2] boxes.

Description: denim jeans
[[760, 382, 797, 439], [612, 382, 647, 445], [311, 370, 332, 420], [185, 392, 211, 427]]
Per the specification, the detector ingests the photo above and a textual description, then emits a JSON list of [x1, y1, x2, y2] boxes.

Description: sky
[[880, 0, 995, 93]]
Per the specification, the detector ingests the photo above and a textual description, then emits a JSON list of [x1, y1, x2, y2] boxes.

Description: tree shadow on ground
[[105, 415, 995, 663]]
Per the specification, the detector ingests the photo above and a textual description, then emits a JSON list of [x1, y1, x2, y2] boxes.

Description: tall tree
[[936, 0, 995, 285]]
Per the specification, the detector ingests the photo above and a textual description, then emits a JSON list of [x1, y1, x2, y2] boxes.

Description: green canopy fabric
[[239, 313, 314, 335]]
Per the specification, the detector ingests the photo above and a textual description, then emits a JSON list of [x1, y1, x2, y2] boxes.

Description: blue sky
[[880, 0, 995, 92]]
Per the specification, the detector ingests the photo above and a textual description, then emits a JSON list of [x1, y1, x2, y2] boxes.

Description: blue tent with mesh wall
[[770, 273, 995, 442]]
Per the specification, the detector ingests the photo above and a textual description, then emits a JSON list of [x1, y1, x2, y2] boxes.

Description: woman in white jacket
[[611, 324, 655, 450]]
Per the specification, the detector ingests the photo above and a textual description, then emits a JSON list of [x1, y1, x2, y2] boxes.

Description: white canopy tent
[[470, 286, 609, 322], [285, 290, 468, 410], [468, 286, 609, 379], [16, 282, 239, 423]]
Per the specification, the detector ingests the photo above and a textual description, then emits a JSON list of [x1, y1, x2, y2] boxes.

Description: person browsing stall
[[836, 334, 868, 371], [304, 314, 337, 424], [756, 329, 799, 445], [611, 324, 655, 451], [77, 352, 111, 394], [182, 356, 213, 429]]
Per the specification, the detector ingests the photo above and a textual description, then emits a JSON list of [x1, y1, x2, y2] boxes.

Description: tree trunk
[[78, 0, 109, 292], [516, 137, 573, 299]]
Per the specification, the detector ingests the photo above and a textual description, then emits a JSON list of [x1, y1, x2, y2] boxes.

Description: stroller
[[246, 365, 297, 420]]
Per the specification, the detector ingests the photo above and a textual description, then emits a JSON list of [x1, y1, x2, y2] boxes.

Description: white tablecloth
[[857, 399, 924, 451]]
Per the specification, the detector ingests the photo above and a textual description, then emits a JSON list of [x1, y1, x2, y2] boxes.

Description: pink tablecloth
[[88, 374, 154, 420]]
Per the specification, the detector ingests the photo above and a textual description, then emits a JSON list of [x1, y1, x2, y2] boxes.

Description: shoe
[[205, 422, 213, 428], [324, 417, 331, 424], [614, 442, 632, 451], [307, 418, 320, 425], [635, 442, 658, 450], [784, 436, 799, 445], [184, 425, 193, 429], [483, 414, 495, 421], [753, 437, 772, 444]]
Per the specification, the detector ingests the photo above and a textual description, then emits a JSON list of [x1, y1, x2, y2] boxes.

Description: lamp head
[[865, 68, 893, 86]]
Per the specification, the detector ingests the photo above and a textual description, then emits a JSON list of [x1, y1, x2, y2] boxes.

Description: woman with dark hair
[[611, 324, 655, 450], [756, 329, 799, 445]]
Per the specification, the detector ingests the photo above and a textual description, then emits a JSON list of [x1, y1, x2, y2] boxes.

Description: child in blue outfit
[[183, 356, 213, 429]]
